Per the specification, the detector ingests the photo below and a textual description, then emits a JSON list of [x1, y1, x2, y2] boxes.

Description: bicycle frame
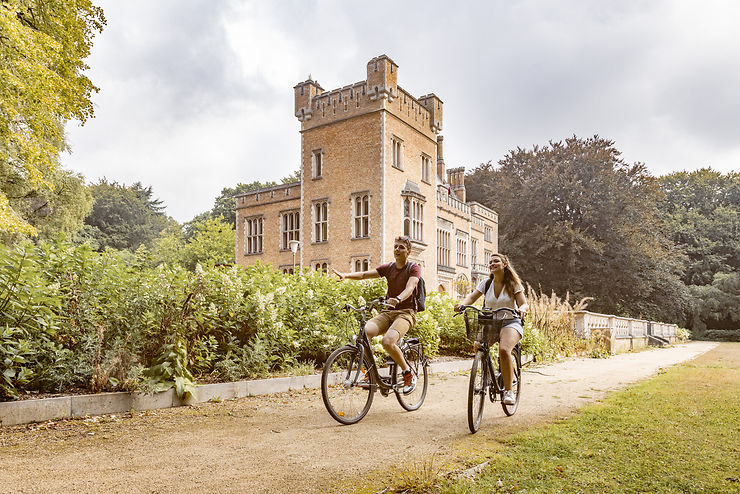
[[344, 300, 411, 394]]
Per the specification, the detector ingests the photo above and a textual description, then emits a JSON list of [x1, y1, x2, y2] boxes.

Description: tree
[[659, 169, 740, 331], [181, 216, 235, 270], [0, 0, 105, 235], [466, 136, 688, 322], [1, 167, 92, 243], [84, 179, 172, 251]]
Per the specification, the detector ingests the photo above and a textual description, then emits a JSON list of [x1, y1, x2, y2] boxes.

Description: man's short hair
[[394, 235, 412, 250]]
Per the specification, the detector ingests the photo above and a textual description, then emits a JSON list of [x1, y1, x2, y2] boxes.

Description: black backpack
[[405, 262, 426, 311]]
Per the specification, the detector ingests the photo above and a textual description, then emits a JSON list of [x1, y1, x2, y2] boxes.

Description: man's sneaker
[[502, 389, 516, 405], [402, 370, 417, 395]]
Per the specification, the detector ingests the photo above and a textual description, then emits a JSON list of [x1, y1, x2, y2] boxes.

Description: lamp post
[[288, 240, 300, 274]]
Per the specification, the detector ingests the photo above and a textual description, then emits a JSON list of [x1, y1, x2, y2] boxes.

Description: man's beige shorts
[[368, 309, 417, 337]]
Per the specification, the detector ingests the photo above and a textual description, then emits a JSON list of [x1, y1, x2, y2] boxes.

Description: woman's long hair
[[488, 253, 524, 299]]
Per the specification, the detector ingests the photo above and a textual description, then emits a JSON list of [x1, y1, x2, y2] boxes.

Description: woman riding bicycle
[[455, 253, 528, 406]]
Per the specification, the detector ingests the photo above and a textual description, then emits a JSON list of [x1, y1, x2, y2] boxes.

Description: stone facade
[[235, 55, 498, 296]]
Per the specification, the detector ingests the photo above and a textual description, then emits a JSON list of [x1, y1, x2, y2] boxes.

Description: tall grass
[[522, 286, 593, 361]]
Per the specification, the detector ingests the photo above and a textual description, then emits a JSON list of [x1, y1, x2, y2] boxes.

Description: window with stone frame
[[280, 210, 300, 250], [352, 193, 369, 239], [484, 226, 493, 243], [471, 238, 479, 267], [403, 197, 423, 242], [456, 233, 468, 267], [244, 216, 263, 255], [312, 149, 323, 179], [313, 200, 328, 243], [391, 136, 404, 170], [421, 154, 431, 184], [353, 258, 370, 272], [437, 227, 451, 267]]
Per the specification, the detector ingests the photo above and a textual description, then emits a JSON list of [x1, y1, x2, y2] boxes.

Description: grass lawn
[[392, 343, 740, 493]]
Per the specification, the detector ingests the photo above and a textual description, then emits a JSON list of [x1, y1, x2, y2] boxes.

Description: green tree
[[1, 167, 92, 243], [659, 168, 740, 331], [84, 179, 172, 251], [0, 0, 105, 235], [181, 215, 235, 270], [467, 136, 688, 322]]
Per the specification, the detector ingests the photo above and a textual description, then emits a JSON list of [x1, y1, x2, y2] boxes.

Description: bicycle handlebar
[[343, 297, 395, 313], [454, 305, 521, 318]]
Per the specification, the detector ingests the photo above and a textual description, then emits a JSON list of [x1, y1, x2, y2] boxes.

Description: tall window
[[353, 194, 369, 238], [457, 236, 468, 267], [421, 154, 431, 183], [244, 216, 263, 255], [314, 200, 328, 242], [312, 150, 323, 179], [437, 228, 451, 267], [471, 238, 478, 267], [403, 197, 423, 242], [484, 249, 492, 264], [484, 226, 493, 243], [392, 137, 403, 169], [281, 210, 299, 250]]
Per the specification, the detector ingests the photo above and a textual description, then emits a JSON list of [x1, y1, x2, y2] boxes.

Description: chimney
[[436, 136, 445, 184], [447, 167, 466, 202]]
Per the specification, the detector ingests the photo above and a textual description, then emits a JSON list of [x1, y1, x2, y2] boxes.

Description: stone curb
[[0, 358, 476, 427]]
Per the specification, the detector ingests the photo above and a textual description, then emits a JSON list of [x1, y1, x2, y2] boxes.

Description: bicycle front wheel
[[501, 345, 522, 416], [394, 347, 428, 411], [321, 345, 374, 425], [468, 350, 487, 433]]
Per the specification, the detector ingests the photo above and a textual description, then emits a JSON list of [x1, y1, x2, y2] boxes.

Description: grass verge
[[385, 343, 740, 493]]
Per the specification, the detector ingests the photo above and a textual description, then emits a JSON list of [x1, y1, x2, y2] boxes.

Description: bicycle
[[456, 305, 523, 433], [321, 297, 429, 425]]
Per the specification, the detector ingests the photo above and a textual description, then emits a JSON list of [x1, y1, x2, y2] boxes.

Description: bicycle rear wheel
[[468, 350, 487, 433], [501, 345, 522, 416], [321, 345, 374, 425], [394, 347, 428, 411]]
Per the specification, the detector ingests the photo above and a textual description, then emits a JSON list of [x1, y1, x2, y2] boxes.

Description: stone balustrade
[[573, 310, 679, 354]]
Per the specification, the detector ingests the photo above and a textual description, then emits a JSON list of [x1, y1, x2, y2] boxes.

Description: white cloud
[[61, 0, 740, 223]]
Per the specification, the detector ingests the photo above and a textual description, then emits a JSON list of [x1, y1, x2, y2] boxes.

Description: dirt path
[[0, 341, 718, 494]]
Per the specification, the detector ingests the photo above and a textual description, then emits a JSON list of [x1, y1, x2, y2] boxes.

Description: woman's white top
[[475, 279, 524, 310]]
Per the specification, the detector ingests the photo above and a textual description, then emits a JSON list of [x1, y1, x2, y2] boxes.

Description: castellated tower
[[291, 54, 444, 274], [236, 55, 498, 295]]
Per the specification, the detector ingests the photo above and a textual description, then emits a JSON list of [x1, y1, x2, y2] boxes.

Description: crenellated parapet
[[293, 55, 443, 138]]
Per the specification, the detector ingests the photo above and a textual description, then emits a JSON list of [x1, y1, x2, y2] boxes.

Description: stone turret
[[294, 78, 324, 122], [366, 55, 398, 102]]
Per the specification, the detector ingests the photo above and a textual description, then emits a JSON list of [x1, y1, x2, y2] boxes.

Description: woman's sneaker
[[502, 389, 516, 405], [402, 370, 417, 394]]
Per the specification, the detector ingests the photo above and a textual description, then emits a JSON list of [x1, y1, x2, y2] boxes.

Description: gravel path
[[0, 341, 718, 494]]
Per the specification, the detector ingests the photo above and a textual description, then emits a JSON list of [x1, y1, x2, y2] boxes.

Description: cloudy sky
[[61, 0, 740, 223]]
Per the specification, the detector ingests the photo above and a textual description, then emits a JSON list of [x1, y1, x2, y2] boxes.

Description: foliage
[[180, 215, 235, 269], [84, 179, 173, 251], [466, 136, 688, 323], [1, 168, 93, 245], [0, 0, 105, 235], [659, 168, 740, 332], [522, 287, 591, 361], [142, 339, 196, 400]]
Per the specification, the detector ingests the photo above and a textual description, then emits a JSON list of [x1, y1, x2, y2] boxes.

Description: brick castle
[[234, 55, 498, 295]]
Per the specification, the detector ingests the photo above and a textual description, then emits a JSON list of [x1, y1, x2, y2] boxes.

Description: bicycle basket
[[464, 309, 501, 344]]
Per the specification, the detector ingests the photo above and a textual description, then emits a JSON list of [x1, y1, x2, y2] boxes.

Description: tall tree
[[0, 0, 105, 235], [84, 179, 172, 251], [659, 168, 740, 331], [467, 136, 688, 322]]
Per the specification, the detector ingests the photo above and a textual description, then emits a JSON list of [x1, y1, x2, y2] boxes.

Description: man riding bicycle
[[331, 235, 420, 394]]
